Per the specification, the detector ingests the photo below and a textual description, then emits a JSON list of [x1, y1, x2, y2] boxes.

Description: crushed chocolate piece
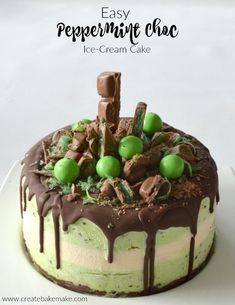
[[69, 132, 87, 152], [99, 180, 115, 199], [42, 141, 50, 164], [165, 132, 181, 146], [123, 145, 163, 183], [78, 155, 97, 178], [170, 144, 195, 161], [110, 178, 134, 203], [99, 119, 118, 157], [151, 132, 167, 147], [87, 120, 100, 135], [64, 150, 82, 162], [86, 123, 99, 156], [115, 118, 133, 141], [132, 102, 147, 137], [67, 184, 82, 202], [88, 138, 98, 155], [139, 175, 171, 205]]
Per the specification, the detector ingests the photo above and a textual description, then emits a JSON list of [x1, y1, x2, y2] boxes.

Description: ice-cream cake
[[20, 72, 219, 296]]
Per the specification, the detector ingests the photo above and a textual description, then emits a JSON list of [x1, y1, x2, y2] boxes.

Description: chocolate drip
[[149, 237, 156, 293], [19, 177, 23, 218], [143, 237, 151, 292], [107, 238, 115, 263], [39, 216, 44, 252], [23, 179, 28, 211], [52, 195, 62, 269], [144, 233, 156, 293], [188, 236, 195, 278], [216, 191, 220, 203], [209, 195, 215, 213], [20, 123, 219, 293]]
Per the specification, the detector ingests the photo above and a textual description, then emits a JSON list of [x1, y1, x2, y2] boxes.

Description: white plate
[[0, 162, 235, 305]]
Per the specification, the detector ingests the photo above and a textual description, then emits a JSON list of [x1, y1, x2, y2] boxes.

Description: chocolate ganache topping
[[20, 72, 219, 294]]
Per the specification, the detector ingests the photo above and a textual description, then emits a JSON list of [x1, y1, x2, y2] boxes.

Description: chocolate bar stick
[[132, 102, 147, 137], [97, 72, 121, 128]]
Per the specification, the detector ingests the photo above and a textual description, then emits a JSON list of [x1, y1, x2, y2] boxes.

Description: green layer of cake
[[25, 195, 213, 251], [23, 194, 215, 294], [26, 235, 214, 294]]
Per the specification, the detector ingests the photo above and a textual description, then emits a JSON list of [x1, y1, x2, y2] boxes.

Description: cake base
[[23, 235, 215, 297]]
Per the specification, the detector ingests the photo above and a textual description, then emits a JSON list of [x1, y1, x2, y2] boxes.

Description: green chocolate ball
[[72, 119, 92, 132], [143, 112, 162, 135], [96, 156, 121, 178], [54, 158, 80, 183], [118, 135, 143, 160], [160, 154, 185, 179]]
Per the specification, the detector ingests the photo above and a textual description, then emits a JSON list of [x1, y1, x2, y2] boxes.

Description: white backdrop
[[0, 0, 235, 185]]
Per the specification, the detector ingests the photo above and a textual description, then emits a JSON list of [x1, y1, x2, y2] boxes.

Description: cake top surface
[[22, 71, 218, 212], [21, 72, 218, 249]]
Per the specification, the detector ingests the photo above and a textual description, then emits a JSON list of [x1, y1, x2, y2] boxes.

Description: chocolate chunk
[[132, 102, 147, 137], [151, 132, 168, 147], [170, 144, 195, 161], [64, 150, 82, 162], [69, 132, 87, 152], [87, 120, 100, 136], [110, 178, 134, 203], [88, 138, 99, 156], [139, 175, 171, 205], [99, 180, 115, 199], [115, 118, 133, 141], [78, 155, 97, 178], [97, 72, 121, 128], [42, 140, 50, 164], [99, 119, 118, 157], [97, 72, 116, 97], [98, 99, 119, 123], [67, 184, 82, 202], [85, 124, 99, 156], [123, 146, 163, 183]]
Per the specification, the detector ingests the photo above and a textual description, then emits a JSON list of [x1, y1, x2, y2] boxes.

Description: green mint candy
[[160, 154, 184, 179], [118, 135, 143, 160], [96, 156, 121, 178], [54, 158, 80, 183], [143, 112, 162, 135]]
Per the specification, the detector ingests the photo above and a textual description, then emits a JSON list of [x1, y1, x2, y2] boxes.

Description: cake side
[[22, 193, 216, 295]]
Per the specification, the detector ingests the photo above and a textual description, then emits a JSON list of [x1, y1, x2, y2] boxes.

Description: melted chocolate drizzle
[[20, 125, 219, 294]]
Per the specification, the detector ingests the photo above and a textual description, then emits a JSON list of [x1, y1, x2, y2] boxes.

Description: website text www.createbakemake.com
[[1, 295, 88, 303]]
